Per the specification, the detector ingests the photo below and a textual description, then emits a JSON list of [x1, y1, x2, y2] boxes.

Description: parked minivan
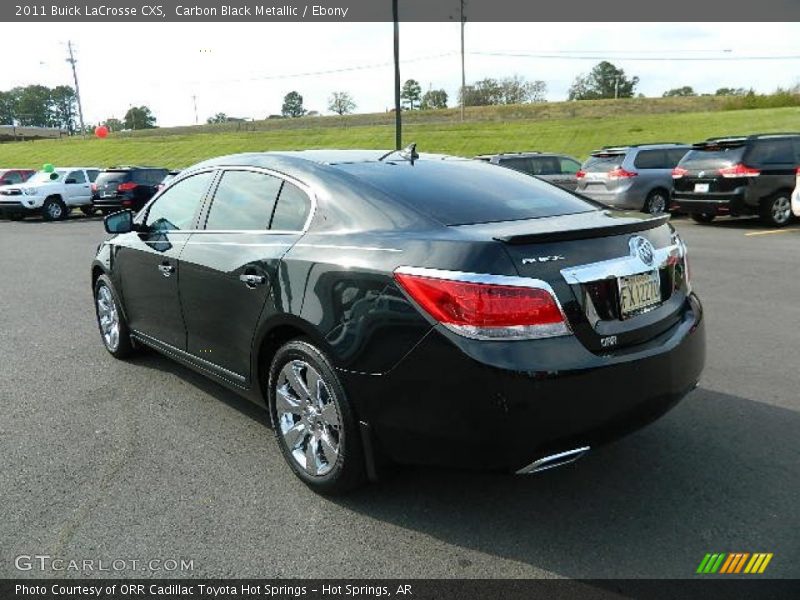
[[576, 143, 691, 214], [672, 133, 800, 226]]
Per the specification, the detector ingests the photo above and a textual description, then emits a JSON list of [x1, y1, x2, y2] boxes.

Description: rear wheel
[[760, 193, 792, 227], [643, 189, 668, 214], [691, 213, 716, 224], [269, 340, 366, 495], [42, 196, 67, 221]]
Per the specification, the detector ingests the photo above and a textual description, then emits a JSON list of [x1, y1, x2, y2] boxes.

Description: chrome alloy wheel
[[276, 360, 342, 476], [96, 285, 120, 351], [772, 196, 791, 224], [47, 201, 63, 219]]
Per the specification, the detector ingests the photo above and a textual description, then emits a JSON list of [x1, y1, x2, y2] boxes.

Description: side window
[[559, 158, 581, 174], [4, 171, 22, 184], [205, 170, 282, 231], [145, 171, 214, 231], [498, 158, 532, 174], [633, 150, 667, 170], [270, 182, 311, 231], [67, 170, 86, 184], [748, 139, 794, 164]]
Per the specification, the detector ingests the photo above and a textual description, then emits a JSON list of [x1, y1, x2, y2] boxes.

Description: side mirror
[[64, 178, 77, 184], [104, 210, 134, 234]]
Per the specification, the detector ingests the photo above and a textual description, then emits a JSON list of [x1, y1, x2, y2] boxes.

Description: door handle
[[158, 263, 175, 277], [239, 273, 267, 288]]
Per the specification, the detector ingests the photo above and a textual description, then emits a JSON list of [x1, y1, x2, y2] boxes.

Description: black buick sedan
[[91, 149, 705, 494]]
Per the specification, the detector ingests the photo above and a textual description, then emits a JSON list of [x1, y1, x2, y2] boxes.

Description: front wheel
[[691, 213, 716, 224], [760, 193, 793, 227], [269, 340, 366, 495], [94, 275, 134, 359], [42, 197, 68, 221]]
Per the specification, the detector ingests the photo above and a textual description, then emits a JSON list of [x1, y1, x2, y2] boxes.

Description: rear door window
[[583, 154, 625, 172], [634, 150, 668, 169], [205, 169, 282, 231], [67, 170, 86, 184], [746, 139, 795, 165]]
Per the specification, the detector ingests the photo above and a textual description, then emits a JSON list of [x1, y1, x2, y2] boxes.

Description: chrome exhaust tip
[[516, 446, 590, 475]]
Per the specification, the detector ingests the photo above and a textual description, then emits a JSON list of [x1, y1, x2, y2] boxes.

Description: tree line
[[0, 85, 79, 133]]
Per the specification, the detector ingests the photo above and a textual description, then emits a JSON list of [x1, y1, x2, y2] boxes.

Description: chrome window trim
[[560, 243, 681, 285]]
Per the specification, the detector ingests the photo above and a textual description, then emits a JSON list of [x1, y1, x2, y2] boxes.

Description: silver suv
[[576, 143, 690, 213]]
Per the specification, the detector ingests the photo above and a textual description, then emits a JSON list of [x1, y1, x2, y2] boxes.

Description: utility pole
[[65, 41, 86, 137], [192, 94, 198, 124], [460, 0, 466, 122], [392, 0, 401, 150]]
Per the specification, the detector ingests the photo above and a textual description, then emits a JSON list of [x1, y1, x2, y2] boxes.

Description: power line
[[471, 51, 800, 61]]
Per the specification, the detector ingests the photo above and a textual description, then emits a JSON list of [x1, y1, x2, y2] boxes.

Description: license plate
[[102, 192, 113, 197], [694, 183, 710, 193], [618, 270, 662, 318]]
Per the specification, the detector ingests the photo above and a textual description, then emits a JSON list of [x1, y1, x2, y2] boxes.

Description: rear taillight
[[575, 170, 586, 179], [718, 163, 760, 178], [795, 167, 800, 175], [117, 182, 138, 191], [91, 183, 97, 192], [394, 267, 570, 340], [672, 167, 689, 179], [607, 167, 637, 180]]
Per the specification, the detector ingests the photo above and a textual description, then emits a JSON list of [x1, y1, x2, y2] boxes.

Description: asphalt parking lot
[[0, 214, 798, 579]]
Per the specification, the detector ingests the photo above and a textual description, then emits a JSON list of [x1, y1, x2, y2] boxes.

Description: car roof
[[103, 165, 168, 171], [591, 142, 688, 154]]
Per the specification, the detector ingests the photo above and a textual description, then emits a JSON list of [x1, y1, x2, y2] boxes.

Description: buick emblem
[[698, 171, 705, 178], [630, 236, 655, 266]]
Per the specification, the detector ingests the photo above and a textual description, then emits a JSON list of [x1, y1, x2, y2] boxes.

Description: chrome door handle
[[239, 273, 267, 288], [158, 263, 175, 277]]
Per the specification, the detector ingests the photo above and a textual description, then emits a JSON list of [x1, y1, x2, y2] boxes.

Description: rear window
[[583, 154, 625, 172], [336, 159, 595, 226], [96, 171, 131, 185], [679, 145, 746, 169]]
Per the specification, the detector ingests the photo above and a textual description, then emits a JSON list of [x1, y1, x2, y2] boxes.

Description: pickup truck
[[0, 167, 101, 220]]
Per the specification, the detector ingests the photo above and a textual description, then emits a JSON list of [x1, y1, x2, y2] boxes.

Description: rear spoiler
[[494, 213, 670, 245]]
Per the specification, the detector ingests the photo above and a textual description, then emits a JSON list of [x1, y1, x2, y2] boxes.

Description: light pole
[[393, 0, 401, 150], [65, 41, 86, 137]]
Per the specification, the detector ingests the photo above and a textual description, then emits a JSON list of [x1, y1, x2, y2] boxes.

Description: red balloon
[[95, 125, 109, 138]]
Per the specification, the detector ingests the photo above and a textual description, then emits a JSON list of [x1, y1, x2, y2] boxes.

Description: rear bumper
[[672, 189, 754, 215], [92, 195, 138, 210], [342, 294, 705, 472], [579, 188, 642, 211]]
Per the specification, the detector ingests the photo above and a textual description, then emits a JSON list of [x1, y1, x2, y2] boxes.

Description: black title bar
[[3, 0, 800, 22]]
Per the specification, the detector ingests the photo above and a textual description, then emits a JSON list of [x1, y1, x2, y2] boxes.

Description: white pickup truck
[[0, 167, 101, 220]]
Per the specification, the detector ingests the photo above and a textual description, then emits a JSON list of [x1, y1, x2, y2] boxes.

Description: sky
[[2, 22, 799, 127]]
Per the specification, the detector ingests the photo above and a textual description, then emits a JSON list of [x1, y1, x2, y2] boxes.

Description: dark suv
[[475, 152, 583, 191], [672, 133, 800, 226], [92, 167, 169, 213]]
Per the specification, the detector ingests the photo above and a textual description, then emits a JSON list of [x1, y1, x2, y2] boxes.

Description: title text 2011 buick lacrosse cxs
[[91, 149, 705, 494]]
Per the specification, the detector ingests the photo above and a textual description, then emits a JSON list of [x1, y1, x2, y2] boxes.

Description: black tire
[[80, 205, 98, 217], [93, 275, 134, 359], [268, 340, 366, 495], [643, 189, 669, 214], [691, 213, 716, 224], [42, 196, 68, 221], [760, 192, 793, 227]]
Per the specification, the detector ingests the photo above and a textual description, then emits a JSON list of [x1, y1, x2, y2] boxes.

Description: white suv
[[0, 167, 101, 220]]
